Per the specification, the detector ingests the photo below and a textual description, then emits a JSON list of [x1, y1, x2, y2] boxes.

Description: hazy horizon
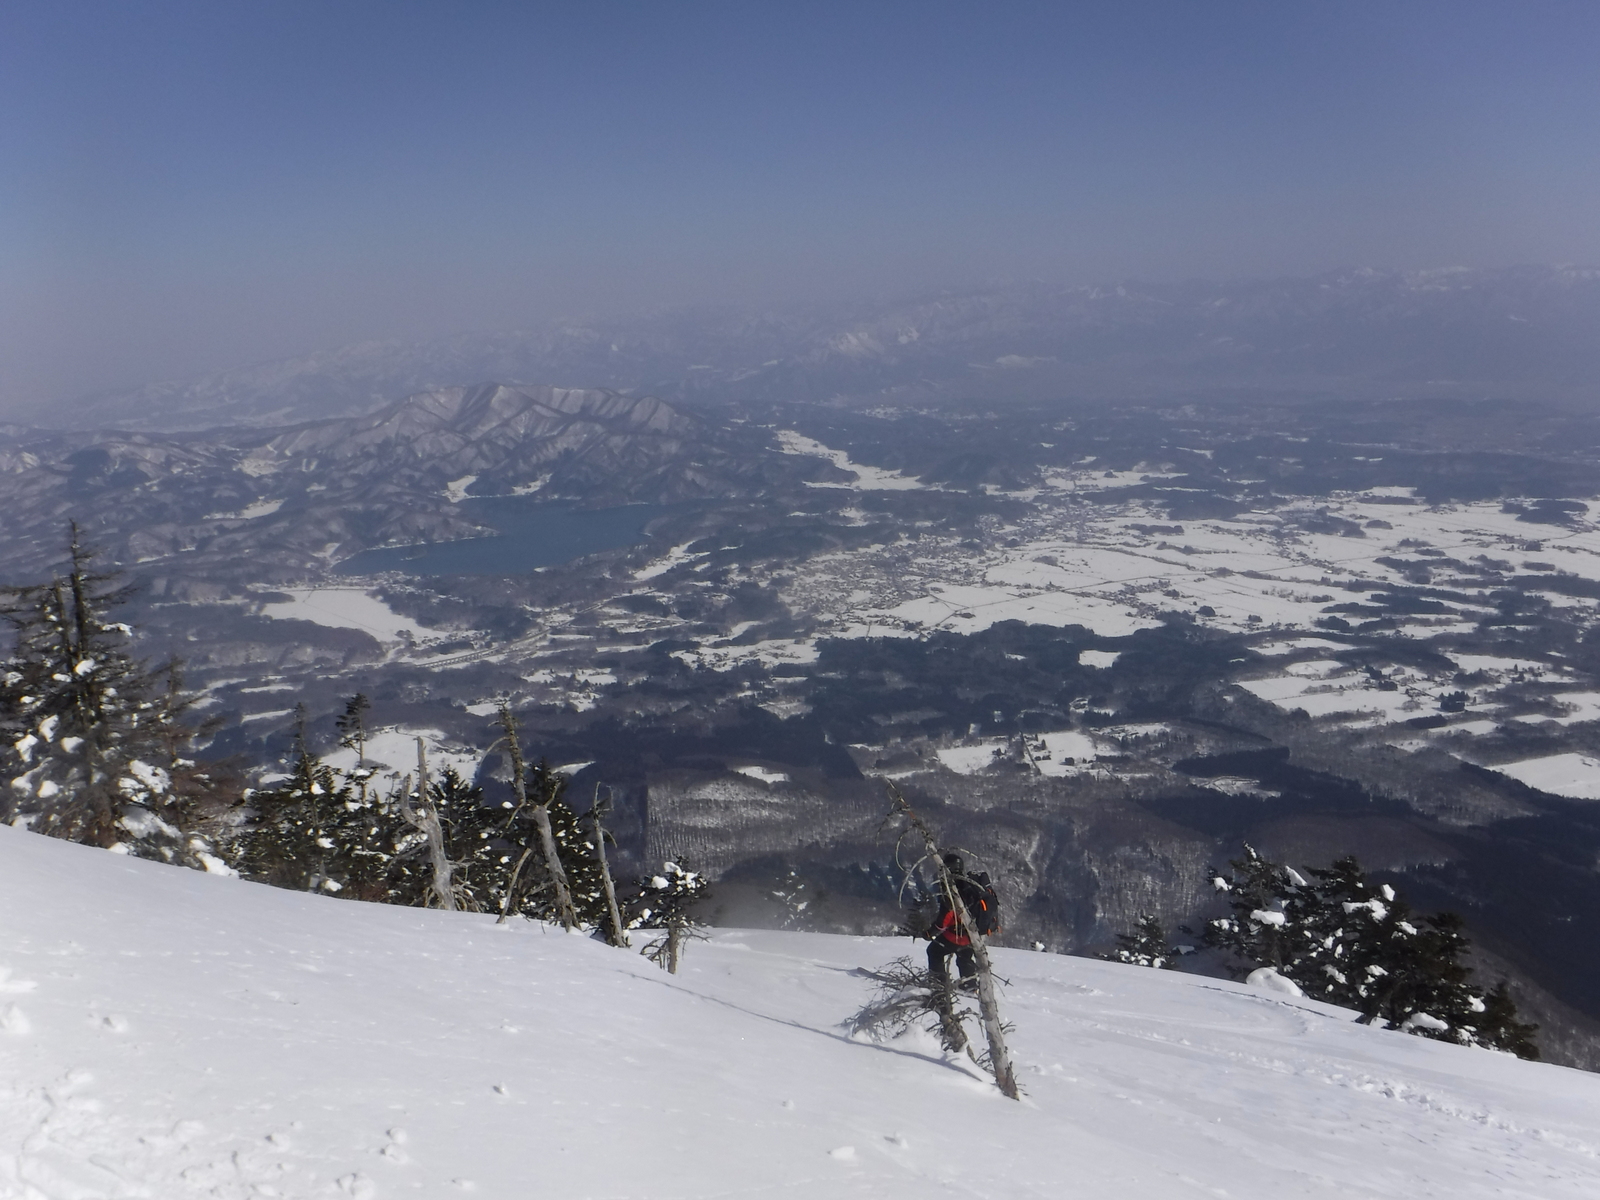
[[5, 2, 1599, 411]]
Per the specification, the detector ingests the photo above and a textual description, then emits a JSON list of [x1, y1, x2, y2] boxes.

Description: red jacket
[[934, 907, 972, 947]]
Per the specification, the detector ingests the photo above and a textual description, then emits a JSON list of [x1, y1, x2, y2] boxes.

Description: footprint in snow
[[100, 1014, 129, 1032], [379, 1127, 411, 1164], [336, 1172, 377, 1198]]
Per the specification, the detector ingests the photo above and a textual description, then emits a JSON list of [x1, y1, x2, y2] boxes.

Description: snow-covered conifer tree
[[1472, 980, 1540, 1060], [408, 765, 499, 909], [630, 859, 710, 974], [1108, 914, 1176, 968], [536, 780, 609, 924], [1293, 855, 1376, 1007], [335, 693, 373, 802], [0, 526, 234, 865], [771, 866, 815, 930], [1203, 844, 1313, 974], [630, 859, 710, 930], [490, 757, 607, 925], [232, 706, 362, 894], [1204, 844, 1539, 1057]]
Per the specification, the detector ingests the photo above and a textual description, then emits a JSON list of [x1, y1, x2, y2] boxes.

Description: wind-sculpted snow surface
[[2, 828, 1598, 1198]]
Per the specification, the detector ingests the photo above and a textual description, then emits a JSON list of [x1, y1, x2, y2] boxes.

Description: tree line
[[0, 531, 708, 969], [1110, 843, 1539, 1059]]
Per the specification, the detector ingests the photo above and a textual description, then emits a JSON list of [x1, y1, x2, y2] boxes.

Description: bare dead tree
[[588, 784, 629, 948], [495, 702, 578, 930], [396, 736, 456, 911], [643, 916, 705, 975], [882, 781, 1019, 1099], [844, 957, 974, 1056]]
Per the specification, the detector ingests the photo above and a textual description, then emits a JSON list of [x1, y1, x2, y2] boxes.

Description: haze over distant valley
[[7, 271, 1600, 1067], [27, 265, 1600, 434], [11, 16, 1600, 1176]]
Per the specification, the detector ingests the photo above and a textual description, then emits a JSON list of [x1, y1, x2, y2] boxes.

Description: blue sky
[[4, 1, 1599, 406]]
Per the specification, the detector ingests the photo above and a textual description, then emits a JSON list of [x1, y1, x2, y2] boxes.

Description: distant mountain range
[[0, 384, 815, 582], [40, 264, 1600, 433]]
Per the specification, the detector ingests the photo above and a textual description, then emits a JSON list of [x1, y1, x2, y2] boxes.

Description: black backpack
[[958, 872, 1001, 936]]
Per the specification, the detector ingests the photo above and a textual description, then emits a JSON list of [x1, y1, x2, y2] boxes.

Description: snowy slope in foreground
[[3, 829, 1598, 1200]]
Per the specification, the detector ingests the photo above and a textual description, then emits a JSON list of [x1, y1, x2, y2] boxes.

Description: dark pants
[[927, 936, 976, 982]]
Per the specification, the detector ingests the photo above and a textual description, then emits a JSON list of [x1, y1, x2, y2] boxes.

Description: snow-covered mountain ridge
[[0, 383, 805, 581], [2, 825, 1596, 1199]]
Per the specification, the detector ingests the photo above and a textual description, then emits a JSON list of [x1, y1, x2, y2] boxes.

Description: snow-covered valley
[[10, 390, 1600, 1076], [3, 826, 1598, 1199]]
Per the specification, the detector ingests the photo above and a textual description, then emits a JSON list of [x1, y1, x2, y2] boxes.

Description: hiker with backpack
[[925, 853, 1000, 986]]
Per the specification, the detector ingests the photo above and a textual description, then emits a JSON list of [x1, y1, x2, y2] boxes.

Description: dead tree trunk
[[665, 919, 684, 974], [415, 738, 456, 911], [496, 845, 536, 926], [396, 752, 456, 912], [589, 786, 629, 948], [885, 781, 1019, 1099], [496, 702, 578, 930], [644, 917, 687, 974]]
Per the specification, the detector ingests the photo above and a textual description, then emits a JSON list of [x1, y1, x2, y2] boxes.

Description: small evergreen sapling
[[630, 859, 710, 974], [1108, 914, 1178, 968], [335, 693, 373, 802], [771, 866, 816, 931]]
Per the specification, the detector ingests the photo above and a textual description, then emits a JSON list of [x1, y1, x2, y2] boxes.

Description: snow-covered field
[[1493, 752, 1600, 801], [4, 827, 1599, 1199], [258, 589, 442, 644], [775, 430, 927, 491], [779, 487, 1600, 648], [318, 729, 484, 787]]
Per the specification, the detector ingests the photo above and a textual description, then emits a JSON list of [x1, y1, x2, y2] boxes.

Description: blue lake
[[336, 498, 671, 576]]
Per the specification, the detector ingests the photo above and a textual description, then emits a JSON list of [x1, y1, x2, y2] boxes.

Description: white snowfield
[[775, 430, 926, 491], [1493, 752, 1600, 801], [3, 828, 1598, 1199], [258, 588, 443, 644], [778, 489, 1600, 651]]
